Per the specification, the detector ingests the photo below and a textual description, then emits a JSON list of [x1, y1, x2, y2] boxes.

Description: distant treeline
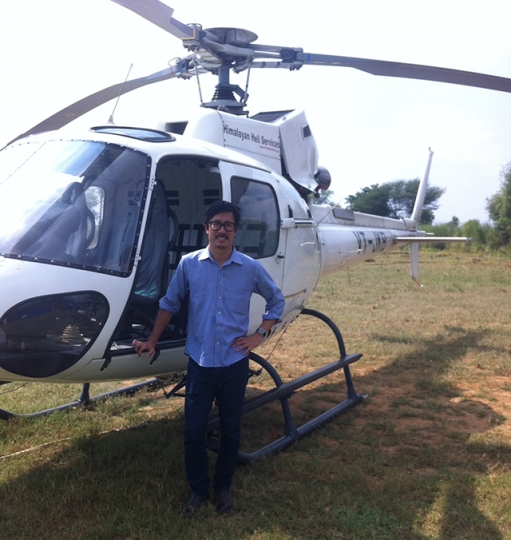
[[421, 218, 511, 253], [424, 163, 511, 253]]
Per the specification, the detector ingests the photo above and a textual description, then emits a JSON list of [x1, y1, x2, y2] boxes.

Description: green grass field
[[1, 250, 511, 539]]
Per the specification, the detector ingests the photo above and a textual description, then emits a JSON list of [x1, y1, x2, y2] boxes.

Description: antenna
[[107, 64, 134, 124]]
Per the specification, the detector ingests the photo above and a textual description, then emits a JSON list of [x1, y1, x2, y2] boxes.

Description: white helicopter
[[0, 0, 509, 455]]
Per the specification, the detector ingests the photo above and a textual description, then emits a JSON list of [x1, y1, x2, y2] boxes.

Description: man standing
[[133, 200, 285, 516]]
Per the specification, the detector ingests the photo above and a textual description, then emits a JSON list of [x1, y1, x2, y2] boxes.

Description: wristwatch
[[256, 327, 267, 338]]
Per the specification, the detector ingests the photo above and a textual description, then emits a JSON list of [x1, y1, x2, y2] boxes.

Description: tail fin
[[411, 148, 434, 225], [410, 148, 434, 285]]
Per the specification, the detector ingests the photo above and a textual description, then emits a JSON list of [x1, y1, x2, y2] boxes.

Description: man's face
[[204, 211, 238, 251]]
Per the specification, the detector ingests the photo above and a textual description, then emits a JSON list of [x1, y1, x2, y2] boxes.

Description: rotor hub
[[205, 27, 258, 46]]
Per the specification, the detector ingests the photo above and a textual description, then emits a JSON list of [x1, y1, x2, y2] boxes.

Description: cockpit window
[[0, 140, 150, 275]]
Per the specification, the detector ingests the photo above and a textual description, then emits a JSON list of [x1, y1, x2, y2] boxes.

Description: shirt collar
[[199, 246, 244, 266]]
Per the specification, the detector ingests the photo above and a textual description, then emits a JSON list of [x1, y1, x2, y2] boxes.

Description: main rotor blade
[[109, 1, 511, 94], [296, 53, 511, 93], [110, 0, 195, 40], [4, 68, 177, 147]]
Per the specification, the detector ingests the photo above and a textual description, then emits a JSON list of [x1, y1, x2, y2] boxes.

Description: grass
[[1, 250, 511, 539]]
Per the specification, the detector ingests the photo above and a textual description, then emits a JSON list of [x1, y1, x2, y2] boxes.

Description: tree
[[345, 179, 445, 225], [460, 219, 491, 249], [344, 183, 392, 216], [486, 164, 511, 246]]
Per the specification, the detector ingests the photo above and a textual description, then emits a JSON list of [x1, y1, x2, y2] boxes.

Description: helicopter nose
[[0, 292, 109, 378]]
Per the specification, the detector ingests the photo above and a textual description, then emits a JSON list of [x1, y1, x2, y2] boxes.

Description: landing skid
[[0, 379, 163, 421], [0, 309, 366, 462], [207, 308, 367, 463]]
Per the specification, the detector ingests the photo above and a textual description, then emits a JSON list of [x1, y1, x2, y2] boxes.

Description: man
[[133, 200, 285, 516]]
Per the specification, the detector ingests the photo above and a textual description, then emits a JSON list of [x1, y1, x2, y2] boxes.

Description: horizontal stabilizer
[[394, 237, 471, 243]]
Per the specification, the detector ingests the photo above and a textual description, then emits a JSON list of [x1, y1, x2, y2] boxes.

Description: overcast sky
[[1, 0, 510, 224]]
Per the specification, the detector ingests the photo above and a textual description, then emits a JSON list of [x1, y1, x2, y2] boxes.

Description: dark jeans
[[184, 356, 249, 494]]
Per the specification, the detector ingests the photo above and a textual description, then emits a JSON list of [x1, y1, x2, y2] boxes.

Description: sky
[[1, 0, 510, 224]]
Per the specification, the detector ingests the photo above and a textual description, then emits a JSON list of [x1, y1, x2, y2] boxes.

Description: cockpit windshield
[[0, 139, 150, 275]]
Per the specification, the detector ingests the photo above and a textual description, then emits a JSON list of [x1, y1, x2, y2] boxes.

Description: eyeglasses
[[207, 220, 236, 232]]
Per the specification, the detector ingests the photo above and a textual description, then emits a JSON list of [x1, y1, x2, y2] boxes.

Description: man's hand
[[133, 339, 156, 357], [232, 332, 264, 356], [132, 309, 173, 358]]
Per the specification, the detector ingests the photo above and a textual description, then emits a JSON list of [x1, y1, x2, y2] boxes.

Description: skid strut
[[207, 308, 366, 463]]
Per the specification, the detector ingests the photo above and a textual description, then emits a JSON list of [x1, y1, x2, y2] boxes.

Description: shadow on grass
[[0, 325, 510, 539], [338, 324, 509, 539]]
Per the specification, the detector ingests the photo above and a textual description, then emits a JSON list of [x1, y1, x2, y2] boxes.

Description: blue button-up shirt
[[159, 247, 285, 367]]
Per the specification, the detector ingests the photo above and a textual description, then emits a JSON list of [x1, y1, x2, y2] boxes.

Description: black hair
[[204, 200, 241, 227]]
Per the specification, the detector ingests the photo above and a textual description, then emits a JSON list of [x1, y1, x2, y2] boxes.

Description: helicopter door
[[276, 181, 321, 315], [229, 173, 285, 333]]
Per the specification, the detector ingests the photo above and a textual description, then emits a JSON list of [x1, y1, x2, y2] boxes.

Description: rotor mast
[[201, 64, 249, 114], [182, 26, 260, 114]]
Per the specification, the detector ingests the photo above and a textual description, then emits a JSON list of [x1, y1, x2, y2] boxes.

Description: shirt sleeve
[[254, 263, 285, 322], [159, 257, 188, 314]]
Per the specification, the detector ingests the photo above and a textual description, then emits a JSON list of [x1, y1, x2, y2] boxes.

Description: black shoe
[[214, 490, 233, 514], [181, 492, 209, 517]]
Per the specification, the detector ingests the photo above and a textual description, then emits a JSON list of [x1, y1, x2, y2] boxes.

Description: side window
[[84, 186, 104, 250], [231, 177, 279, 259]]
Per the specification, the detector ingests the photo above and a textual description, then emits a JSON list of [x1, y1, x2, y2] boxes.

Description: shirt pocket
[[224, 283, 252, 316]]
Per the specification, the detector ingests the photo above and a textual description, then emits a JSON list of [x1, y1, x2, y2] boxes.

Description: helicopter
[[0, 0, 510, 457]]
